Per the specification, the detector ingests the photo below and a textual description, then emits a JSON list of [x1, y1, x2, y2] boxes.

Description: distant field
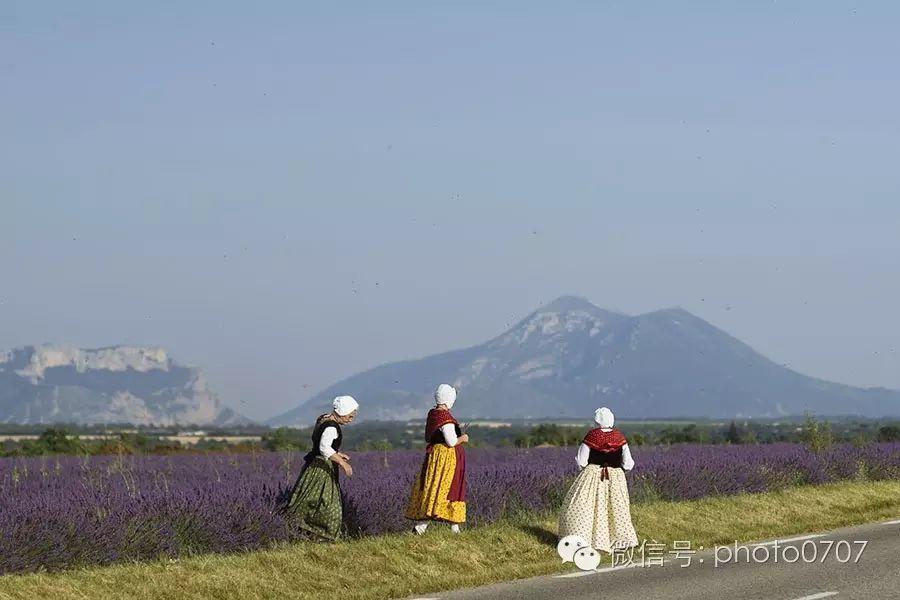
[[618, 420, 706, 426], [0, 434, 262, 445], [1, 416, 896, 454]]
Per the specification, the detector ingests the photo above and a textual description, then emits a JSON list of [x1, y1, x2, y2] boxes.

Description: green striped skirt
[[282, 455, 343, 541]]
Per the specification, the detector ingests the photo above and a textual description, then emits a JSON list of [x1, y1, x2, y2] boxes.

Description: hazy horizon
[[3, 293, 898, 422], [4, 2, 900, 420]]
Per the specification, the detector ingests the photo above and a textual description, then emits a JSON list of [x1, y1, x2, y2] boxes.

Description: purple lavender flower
[[0, 442, 896, 573]]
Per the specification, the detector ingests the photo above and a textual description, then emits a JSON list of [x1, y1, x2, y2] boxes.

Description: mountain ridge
[[0, 345, 248, 426], [270, 296, 900, 425]]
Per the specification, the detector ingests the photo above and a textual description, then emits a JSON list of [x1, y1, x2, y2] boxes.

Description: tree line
[[1, 418, 898, 457]]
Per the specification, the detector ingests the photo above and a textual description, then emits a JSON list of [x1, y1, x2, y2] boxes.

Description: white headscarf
[[594, 407, 614, 429], [332, 395, 359, 417], [434, 384, 457, 410]]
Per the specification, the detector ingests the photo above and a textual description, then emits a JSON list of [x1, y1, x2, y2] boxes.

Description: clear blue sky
[[3, 1, 899, 420]]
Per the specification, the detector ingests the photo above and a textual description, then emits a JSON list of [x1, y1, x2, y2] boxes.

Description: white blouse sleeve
[[621, 443, 635, 471], [441, 423, 459, 447], [319, 426, 338, 459], [576, 443, 590, 469]]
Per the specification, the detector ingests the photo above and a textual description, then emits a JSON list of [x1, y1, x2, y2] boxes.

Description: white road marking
[[881, 519, 900, 525], [789, 592, 838, 600], [554, 564, 639, 578], [751, 533, 824, 547]]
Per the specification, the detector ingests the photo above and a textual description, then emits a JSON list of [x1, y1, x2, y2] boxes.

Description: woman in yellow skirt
[[406, 384, 470, 534]]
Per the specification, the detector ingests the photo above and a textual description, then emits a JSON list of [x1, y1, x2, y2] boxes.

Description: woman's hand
[[458, 434, 470, 445], [331, 454, 353, 477]]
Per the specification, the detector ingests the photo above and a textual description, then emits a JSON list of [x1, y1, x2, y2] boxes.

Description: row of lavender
[[0, 443, 897, 574]]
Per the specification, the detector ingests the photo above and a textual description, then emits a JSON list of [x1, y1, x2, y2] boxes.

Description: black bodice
[[428, 422, 462, 445], [588, 447, 623, 467], [311, 418, 343, 454]]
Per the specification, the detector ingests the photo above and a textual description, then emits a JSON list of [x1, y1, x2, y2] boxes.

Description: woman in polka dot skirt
[[281, 395, 358, 541], [558, 407, 638, 553]]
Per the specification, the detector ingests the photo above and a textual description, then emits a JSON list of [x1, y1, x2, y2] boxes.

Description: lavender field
[[1, 443, 898, 574]]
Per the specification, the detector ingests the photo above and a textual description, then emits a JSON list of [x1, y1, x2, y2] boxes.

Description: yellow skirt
[[405, 444, 466, 524]]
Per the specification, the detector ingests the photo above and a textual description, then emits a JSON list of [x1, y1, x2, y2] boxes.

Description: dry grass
[[0, 480, 897, 600]]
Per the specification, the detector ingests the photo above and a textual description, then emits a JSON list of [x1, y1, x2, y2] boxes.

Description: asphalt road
[[406, 519, 900, 600]]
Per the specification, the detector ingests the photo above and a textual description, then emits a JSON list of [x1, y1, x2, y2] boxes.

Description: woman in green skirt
[[281, 395, 358, 540]]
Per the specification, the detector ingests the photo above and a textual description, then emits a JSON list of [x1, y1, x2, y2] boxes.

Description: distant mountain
[[0, 345, 249, 426], [269, 296, 900, 425]]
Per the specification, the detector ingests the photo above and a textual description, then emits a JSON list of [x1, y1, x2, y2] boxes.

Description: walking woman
[[559, 407, 638, 553], [406, 384, 469, 534], [281, 395, 358, 540]]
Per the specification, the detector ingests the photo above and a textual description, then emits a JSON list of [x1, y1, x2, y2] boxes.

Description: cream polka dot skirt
[[558, 465, 638, 553]]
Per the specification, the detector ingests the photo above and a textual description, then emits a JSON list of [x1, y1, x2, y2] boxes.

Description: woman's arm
[[320, 427, 353, 476], [576, 443, 590, 469], [319, 426, 338, 459], [621, 443, 635, 471], [441, 423, 459, 447]]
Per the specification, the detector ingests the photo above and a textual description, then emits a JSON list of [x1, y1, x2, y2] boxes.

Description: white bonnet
[[434, 384, 457, 409], [332, 395, 359, 417], [594, 407, 614, 428]]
